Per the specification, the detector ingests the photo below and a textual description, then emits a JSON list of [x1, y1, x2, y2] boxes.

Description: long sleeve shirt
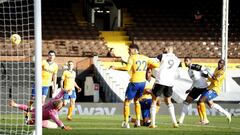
[[18, 89, 65, 127]]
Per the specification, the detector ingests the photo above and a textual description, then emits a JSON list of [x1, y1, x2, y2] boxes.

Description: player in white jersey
[[150, 46, 181, 128], [178, 57, 209, 125]]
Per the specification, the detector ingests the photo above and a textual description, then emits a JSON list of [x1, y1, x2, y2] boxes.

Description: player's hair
[[109, 48, 114, 51], [146, 68, 152, 74], [184, 56, 192, 60], [52, 99, 63, 109], [145, 68, 152, 79], [48, 50, 56, 55], [68, 60, 73, 64], [129, 44, 139, 51], [218, 59, 225, 64]]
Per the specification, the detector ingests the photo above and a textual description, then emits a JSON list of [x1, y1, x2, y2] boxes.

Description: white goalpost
[[221, 0, 229, 93], [0, 0, 42, 134], [34, 0, 42, 134]]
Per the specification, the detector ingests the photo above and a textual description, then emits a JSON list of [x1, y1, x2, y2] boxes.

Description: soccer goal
[[0, 0, 42, 134]]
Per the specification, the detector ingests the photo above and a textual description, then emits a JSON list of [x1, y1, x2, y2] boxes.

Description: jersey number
[[136, 60, 147, 71], [168, 59, 174, 69]]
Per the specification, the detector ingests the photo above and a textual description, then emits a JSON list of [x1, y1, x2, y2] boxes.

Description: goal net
[[0, 0, 35, 134]]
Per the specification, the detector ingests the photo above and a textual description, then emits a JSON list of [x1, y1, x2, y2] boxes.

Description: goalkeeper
[[9, 89, 71, 130]]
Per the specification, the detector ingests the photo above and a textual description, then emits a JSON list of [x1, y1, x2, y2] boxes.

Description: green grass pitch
[[43, 115, 240, 135]]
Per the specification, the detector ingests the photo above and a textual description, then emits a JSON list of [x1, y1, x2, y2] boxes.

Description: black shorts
[[152, 84, 173, 97], [188, 87, 207, 100]]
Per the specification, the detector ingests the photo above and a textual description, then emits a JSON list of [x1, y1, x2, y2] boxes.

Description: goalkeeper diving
[[9, 89, 72, 130]]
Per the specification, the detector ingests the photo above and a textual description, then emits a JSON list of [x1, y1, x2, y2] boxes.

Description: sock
[[135, 101, 141, 125], [124, 100, 130, 123], [197, 104, 204, 122], [67, 106, 74, 118], [150, 104, 157, 126], [212, 103, 230, 116], [199, 102, 208, 121], [168, 103, 177, 124], [179, 103, 189, 123]]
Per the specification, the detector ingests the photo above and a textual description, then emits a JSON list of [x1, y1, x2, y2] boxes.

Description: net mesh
[[0, 0, 34, 134]]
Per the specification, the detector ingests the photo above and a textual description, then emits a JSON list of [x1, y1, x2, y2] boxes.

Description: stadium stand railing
[[93, 56, 129, 102]]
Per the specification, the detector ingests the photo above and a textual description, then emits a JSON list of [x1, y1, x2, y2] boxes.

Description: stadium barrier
[[59, 103, 240, 116]]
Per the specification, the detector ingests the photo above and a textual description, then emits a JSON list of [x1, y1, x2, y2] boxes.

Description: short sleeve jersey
[[42, 60, 58, 86]]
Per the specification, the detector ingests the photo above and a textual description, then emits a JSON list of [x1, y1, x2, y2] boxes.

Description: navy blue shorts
[[139, 98, 152, 119], [125, 82, 146, 100]]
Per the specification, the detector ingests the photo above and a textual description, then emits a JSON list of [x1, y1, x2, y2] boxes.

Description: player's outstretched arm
[[49, 112, 66, 129], [110, 56, 133, 71], [190, 64, 213, 78], [9, 100, 28, 111], [9, 100, 17, 107]]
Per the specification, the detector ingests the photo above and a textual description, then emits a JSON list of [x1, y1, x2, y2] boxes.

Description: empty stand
[[118, 0, 240, 58], [41, 0, 109, 57]]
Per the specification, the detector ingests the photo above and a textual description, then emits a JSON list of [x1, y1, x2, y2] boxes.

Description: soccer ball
[[10, 34, 21, 45]]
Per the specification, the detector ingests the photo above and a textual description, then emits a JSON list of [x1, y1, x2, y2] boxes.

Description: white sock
[[137, 119, 140, 126], [212, 103, 230, 116], [168, 103, 177, 124], [179, 103, 190, 124], [150, 104, 156, 126]]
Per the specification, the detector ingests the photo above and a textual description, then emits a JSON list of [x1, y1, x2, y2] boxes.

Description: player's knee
[[197, 100, 201, 105], [199, 97, 206, 103], [207, 102, 213, 108], [156, 100, 161, 106], [70, 103, 75, 107], [124, 100, 130, 106], [134, 101, 140, 106], [63, 101, 67, 106], [70, 100, 75, 105], [134, 99, 139, 104], [164, 97, 171, 105]]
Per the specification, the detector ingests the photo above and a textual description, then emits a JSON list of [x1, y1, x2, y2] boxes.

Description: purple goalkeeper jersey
[[18, 90, 65, 127]]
